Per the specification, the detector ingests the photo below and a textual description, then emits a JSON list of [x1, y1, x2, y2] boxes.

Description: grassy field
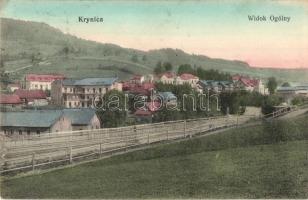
[[1, 116, 308, 199]]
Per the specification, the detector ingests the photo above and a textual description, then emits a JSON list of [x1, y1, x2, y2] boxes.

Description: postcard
[[0, 0, 307, 199]]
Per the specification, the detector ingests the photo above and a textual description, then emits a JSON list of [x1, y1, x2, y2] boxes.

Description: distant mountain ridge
[[1, 17, 307, 82]]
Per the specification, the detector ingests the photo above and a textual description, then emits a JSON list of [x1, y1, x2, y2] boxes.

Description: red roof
[[131, 75, 143, 81], [179, 73, 198, 80], [232, 75, 259, 87], [158, 72, 176, 79], [134, 109, 152, 116], [26, 74, 65, 82], [0, 94, 22, 104], [14, 89, 47, 100], [146, 101, 161, 112], [239, 78, 259, 87]]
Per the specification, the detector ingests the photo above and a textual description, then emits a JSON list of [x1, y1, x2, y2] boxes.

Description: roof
[[0, 110, 63, 128], [146, 101, 161, 112], [63, 77, 118, 86], [26, 74, 65, 82], [179, 73, 198, 80], [134, 109, 152, 116], [0, 94, 22, 104], [131, 75, 143, 81], [158, 72, 176, 79], [199, 80, 233, 87], [63, 109, 97, 125], [14, 89, 47, 100], [158, 92, 177, 101]]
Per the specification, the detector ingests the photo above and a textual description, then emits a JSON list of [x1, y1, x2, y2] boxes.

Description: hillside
[[1, 17, 308, 82]]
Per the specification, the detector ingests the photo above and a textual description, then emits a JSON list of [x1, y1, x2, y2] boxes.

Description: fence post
[[69, 146, 72, 164], [184, 120, 187, 138], [99, 143, 102, 156], [32, 153, 35, 171]]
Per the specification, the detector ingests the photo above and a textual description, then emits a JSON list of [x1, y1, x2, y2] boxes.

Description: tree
[[96, 90, 127, 128], [220, 91, 244, 115], [131, 55, 138, 63], [154, 61, 164, 74], [163, 62, 173, 71], [63, 47, 69, 58], [177, 64, 194, 75], [261, 95, 282, 115], [267, 77, 278, 95], [281, 82, 291, 87], [142, 55, 147, 62]]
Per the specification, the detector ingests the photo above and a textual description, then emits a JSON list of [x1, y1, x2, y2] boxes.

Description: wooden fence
[[0, 115, 257, 174]]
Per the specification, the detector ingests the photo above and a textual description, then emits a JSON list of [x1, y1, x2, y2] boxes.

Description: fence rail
[[0, 115, 257, 174]]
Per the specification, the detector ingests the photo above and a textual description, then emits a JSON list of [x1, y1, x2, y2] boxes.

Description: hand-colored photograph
[[0, 0, 307, 199]]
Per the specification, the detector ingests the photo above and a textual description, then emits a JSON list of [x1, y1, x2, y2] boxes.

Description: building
[[157, 72, 176, 84], [14, 89, 48, 106], [176, 73, 199, 87], [0, 109, 101, 135], [157, 92, 177, 105], [129, 75, 145, 84], [7, 83, 20, 92], [232, 75, 268, 95], [134, 109, 153, 123], [25, 74, 65, 91], [51, 77, 122, 108], [277, 85, 308, 104], [198, 80, 234, 93], [0, 94, 22, 107], [63, 109, 101, 130], [0, 110, 71, 135]]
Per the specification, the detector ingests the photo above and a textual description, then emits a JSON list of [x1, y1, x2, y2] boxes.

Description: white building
[[25, 74, 65, 91], [51, 77, 122, 108]]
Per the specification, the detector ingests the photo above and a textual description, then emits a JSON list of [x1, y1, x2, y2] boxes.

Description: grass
[[1, 116, 308, 199]]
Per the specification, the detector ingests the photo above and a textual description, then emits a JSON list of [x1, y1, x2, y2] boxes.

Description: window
[[10, 130, 14, 135], [40, 85, 43, 89], [36, 130, 40, 135], [19, 130, 22, 135], [93, 88, 96, 93], [99, 88, 102, 93], [27, 130, 30, 135], [69, 102, 72, 107], [82, 102, 85, 107]]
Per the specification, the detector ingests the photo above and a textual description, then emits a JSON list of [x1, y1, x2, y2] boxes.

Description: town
[[1, 63, 308, 136]]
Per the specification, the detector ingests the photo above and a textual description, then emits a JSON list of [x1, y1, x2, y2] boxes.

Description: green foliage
[[163, 62, 173, 71], [291, 96, 306, 106], [220, 91, 246, 115], [281, 82, 291, 87], [177, 64, 195, 75], [154, 61, 173, 74], [261, 95, 283, 115], [196, 67, 232, 81], [142, 55, 147, 62], [131, 54, 138, 63], [267, 77, 278, 95], [96, 90, 127, 128]]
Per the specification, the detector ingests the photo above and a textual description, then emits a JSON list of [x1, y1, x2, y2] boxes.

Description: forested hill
[[1, 17, 307, 82]]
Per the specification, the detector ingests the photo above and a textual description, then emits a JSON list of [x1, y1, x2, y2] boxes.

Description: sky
[[1, 0, 308, 69]]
